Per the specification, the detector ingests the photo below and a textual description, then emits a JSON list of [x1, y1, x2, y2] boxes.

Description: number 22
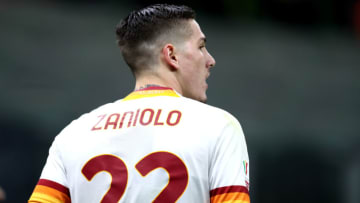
[[82, 152, 189, 203]]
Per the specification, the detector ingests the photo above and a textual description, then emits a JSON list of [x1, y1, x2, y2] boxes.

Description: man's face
[[177, 20, 216, 103]]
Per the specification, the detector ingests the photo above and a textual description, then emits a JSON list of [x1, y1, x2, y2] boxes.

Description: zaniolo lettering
[[91, 108, 182, 131]]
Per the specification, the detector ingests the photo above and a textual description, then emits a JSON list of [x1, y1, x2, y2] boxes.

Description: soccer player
[[29, 4, 250, 203]]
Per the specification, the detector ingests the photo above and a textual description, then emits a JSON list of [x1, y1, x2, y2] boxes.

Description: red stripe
[[38, 179, 70, 196], [210, 185, 249, 197], [135, 86, 173, 91]]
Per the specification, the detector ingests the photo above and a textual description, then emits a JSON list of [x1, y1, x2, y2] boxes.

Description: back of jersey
[[29, 87, 250, 203]]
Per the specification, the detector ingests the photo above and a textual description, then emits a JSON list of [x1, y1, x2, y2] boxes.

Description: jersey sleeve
[[209, 112, 250, 203], [29, 136, 71, 203]]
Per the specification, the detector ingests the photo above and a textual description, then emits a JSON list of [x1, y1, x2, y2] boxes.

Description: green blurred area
[[0, 0, 360, 202]]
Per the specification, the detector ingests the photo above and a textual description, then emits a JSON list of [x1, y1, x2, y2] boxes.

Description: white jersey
[[29, 87, 250, 203]]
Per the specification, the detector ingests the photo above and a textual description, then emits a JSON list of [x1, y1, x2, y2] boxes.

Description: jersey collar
[[122, 86, 181, 101]]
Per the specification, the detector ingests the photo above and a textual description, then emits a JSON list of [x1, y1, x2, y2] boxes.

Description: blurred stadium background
[[1, 0, 360, 202]]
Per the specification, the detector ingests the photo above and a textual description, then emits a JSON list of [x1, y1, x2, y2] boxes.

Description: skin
[[174, 20, 216, 102], [135, 19, 216, 103], [0, 186, 5, 202]]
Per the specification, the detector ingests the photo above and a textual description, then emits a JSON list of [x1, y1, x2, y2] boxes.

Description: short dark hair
[[116, 4, 196, 75]]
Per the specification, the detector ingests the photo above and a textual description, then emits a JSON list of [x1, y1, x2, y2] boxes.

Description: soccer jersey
[[29, 87, 250, 203]]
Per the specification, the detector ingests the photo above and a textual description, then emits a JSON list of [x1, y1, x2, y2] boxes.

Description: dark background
[[1, 0, 360, 202]]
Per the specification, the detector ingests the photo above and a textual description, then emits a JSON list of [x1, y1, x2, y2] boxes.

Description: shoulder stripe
[[38, 179, 70, 196], [210, 185, 249, 197], [210, 186, 250, 203], [29, 193, 65, 203], [28, 179, 71, 203]]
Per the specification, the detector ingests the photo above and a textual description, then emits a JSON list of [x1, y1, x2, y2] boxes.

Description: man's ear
[[162, 44, 179, 70]]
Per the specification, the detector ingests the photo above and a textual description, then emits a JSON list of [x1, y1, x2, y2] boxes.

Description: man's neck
[[135, 84, 163, 91], [134, 68, 183, 95]]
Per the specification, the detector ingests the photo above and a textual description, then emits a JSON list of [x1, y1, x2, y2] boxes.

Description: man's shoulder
[[55, 100, 122, 136], [179, 97, 239, 124], [55, 96, 240, 137]]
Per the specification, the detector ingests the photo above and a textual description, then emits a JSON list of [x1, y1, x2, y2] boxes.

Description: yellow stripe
[[28, 192, 65, 203], [211, 192, 250, 203], [222, 200, 249, 203], [28, 185, 70, 203], [123, 90, 180, 101]]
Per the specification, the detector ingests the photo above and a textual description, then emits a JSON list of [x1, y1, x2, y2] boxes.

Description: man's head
[[116, 4, 215, 102], [116, 4, 195, 74]]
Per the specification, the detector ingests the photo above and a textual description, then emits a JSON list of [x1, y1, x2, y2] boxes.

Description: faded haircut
[[116, 4, 196, 75]]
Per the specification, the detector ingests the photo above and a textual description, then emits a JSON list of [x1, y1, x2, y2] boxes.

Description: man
[[29, 4, 250, 203]]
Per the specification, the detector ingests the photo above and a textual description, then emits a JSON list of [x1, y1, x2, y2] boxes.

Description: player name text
[[91, 108, 182, 131]]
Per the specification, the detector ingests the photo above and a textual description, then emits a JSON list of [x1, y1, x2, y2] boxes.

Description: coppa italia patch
[[243, 160, 248, 175], [243, 160, 250, 190]]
